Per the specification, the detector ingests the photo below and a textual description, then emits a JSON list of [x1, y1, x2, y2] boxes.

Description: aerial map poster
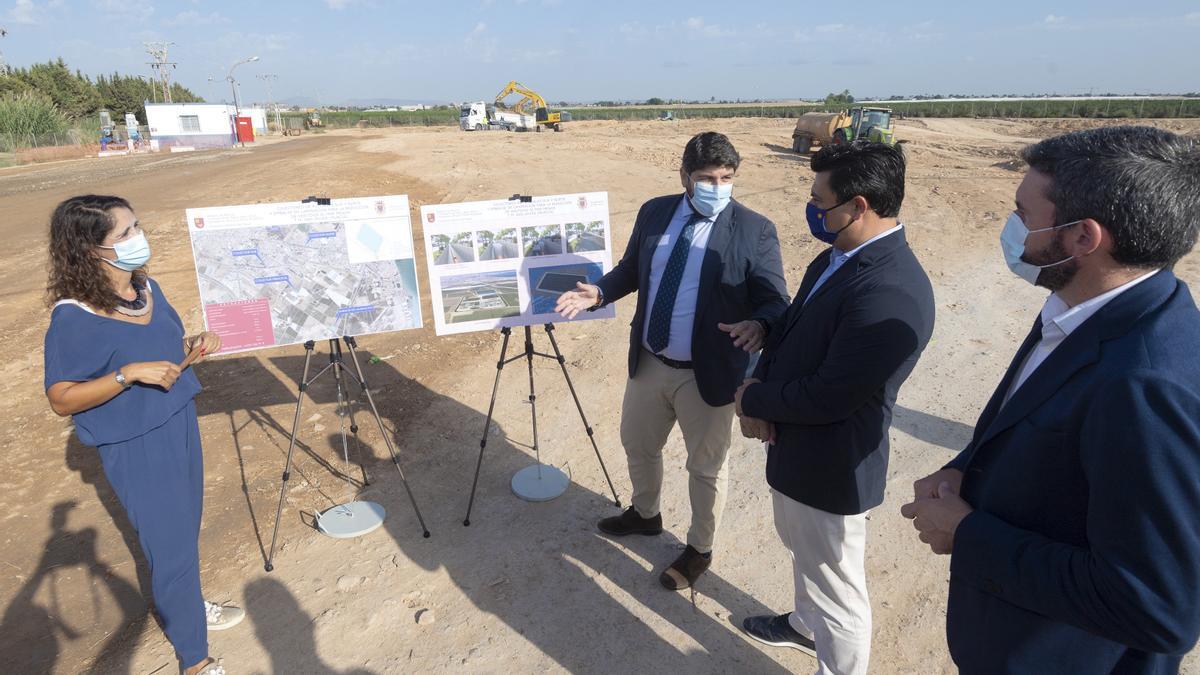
[[186, 195, 423, 353], [421, 192, 617, 336]]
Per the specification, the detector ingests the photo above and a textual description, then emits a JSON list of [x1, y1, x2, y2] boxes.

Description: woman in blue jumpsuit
[[43, 195, 237, 675]]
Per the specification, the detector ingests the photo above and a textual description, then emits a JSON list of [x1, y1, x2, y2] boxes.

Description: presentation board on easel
[[185, 195, 423, 353], [420, 192, 617, 336]]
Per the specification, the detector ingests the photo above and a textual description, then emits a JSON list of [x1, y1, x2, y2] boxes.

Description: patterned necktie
[[646, 213, 702, 353]]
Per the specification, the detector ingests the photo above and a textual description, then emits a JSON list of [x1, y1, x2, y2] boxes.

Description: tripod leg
[[343, 336, 431, 538], [464, 327, 511, 526], [525, 326, 542, 478], [345, 375, 369, 487], [544, 324, 622, 507], [266, 341, 316, 572], [331, 339, 369, 487]]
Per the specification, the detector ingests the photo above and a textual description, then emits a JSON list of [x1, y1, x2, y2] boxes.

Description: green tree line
[[0, 58, 204, 125]]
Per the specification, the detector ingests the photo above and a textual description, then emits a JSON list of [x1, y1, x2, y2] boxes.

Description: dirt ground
[[1, 117, 1198, 674]]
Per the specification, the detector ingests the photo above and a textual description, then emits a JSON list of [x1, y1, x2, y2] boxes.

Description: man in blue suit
[[902, 126, 1200, 673], [736, 141, 935, 674], [556, 131, 789, 590]]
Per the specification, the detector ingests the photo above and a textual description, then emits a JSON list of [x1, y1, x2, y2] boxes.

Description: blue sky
[[3, 0, 1198, 105]]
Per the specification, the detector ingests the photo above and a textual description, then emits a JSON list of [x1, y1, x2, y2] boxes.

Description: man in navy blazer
[[902, 126, 1200, 673], [556, 132, 789, 590], [736, 141, 935, 674]]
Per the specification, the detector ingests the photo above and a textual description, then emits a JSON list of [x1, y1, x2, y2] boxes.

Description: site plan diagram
[[187, 195, 423, 352]]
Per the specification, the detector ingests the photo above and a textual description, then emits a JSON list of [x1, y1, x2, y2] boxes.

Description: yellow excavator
[[494, 80, 568, 132]]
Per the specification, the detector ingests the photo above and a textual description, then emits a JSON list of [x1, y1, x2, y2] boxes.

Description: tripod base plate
[[316, 501, 385, 538], [512, 464, 569, 502]]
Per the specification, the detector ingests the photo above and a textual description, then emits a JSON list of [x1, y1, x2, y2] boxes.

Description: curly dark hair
[[46, 195, 147, 313]]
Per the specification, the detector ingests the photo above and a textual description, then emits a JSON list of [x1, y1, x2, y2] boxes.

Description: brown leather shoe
[[660, 545, 711, 590]]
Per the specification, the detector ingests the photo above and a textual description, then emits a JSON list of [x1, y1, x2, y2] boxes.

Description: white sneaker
[[205, 601, 245, 631]]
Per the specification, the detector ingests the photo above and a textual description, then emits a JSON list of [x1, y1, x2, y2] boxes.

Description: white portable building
[[145, 103, 239, 149]]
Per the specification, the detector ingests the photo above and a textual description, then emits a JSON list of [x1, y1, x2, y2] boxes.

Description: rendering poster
[[186, 195, 423, 353], [421, 192, 616, 336]]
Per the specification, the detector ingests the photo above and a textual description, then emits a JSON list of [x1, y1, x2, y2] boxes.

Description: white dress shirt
[[1002, 269, 1160, 406], [803, 224, 904, 305], [641, 194, 717, 361]]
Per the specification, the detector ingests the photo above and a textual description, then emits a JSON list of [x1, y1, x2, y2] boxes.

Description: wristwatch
[[114, 370, 131, 389]]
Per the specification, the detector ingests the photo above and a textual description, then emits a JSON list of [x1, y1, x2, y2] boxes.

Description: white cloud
[[163, 10, 227, 27], [682, 16, 730, 37], [904, 20, 943, 41], [90, 0, 151, 14], [752, 22, 777, 38], [1043, 14, 1066, 24], [815, 23, 849, 33], [519, 48, 560, 61], [326, 0, 352, 8], [8, 0, 38, 24], [1186, 12, 1200, 22], [464, 22, 496, 63], [213, 31, 294, 53]]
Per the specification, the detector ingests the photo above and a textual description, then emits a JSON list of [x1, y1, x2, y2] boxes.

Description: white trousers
[[772, 489, 872, 675]]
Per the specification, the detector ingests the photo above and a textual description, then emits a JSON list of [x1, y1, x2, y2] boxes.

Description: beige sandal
[[189, 657, 225, 675]]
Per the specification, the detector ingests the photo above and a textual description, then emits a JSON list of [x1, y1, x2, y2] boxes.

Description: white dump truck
[[459, 102, 536, 131]]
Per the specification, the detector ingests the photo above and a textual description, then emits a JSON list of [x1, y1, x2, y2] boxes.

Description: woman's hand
[[185, 331, 222, 363], [123, 361, 182, 390]]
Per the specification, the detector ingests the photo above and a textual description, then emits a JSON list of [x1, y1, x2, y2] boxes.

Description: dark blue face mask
[[806, 198, 855, 245]]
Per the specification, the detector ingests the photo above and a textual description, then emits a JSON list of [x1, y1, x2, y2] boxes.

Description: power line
[[144, 41, 177, 103], [257, 73, 283, 134]]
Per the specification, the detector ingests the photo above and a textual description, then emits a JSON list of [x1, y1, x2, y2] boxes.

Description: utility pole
[[257, 73, 282, 134], [144, 41, 177, 103], [139, 74, 157, 104]]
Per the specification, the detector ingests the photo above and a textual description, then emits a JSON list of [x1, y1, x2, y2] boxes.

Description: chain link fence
[[0, 125, 154, 167]]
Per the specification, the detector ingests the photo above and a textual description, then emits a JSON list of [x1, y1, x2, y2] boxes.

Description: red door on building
[[236, 116, 255, 143]]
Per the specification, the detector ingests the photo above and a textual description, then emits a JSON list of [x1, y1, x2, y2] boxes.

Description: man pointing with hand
[[557, 131, 789, 591]]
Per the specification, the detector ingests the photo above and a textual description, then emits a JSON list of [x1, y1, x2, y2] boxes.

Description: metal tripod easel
[[463, 323, 621, 526], [265, 336, 430, 572]]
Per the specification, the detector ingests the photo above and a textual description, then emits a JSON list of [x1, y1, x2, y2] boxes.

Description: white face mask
[[999, 212, 1079, 285], [689, 179, 733, 218], [97, 231, 152, 271]]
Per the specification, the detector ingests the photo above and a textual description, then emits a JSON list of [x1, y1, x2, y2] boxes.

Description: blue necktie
[[646, 214, 702, 353]]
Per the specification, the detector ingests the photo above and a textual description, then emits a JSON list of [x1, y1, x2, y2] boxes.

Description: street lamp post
[[227, 55, 259, 146], [138, 74, 157, 104]]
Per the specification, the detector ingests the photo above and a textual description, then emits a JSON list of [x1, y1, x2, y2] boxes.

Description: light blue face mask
[[98, 232, 152, 271], [689, 179, 733, 218], [1000, 212, 1078, 285]]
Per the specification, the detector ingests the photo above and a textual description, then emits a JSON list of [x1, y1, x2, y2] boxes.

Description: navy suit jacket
[[594, 194, 789, 407], [945, 270, 1200, 674], [742, 229, 935, 515]]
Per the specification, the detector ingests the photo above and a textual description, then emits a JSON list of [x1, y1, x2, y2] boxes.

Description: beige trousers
[[773, 489, 872, 675], [620, 351, 734, 553]]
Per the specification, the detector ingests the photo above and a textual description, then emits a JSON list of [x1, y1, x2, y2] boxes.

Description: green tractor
[[832, 107, 895, 145], [792, 106, 897, 153]]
